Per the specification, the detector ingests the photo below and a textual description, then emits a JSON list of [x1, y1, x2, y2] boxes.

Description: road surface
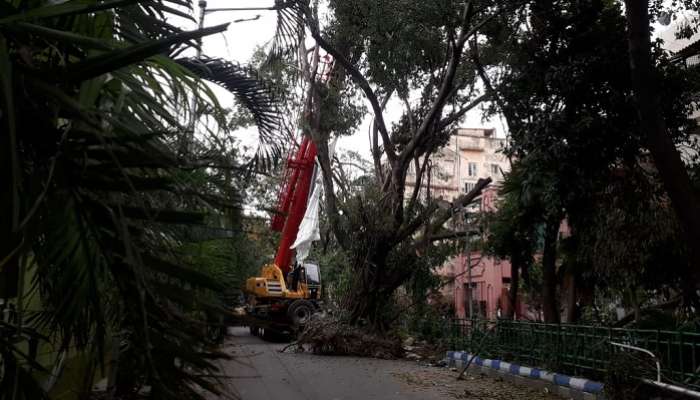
[[208, 327, 561, 400]]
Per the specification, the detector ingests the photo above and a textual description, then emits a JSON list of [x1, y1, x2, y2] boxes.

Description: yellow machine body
[[244, 263, 320, 301]]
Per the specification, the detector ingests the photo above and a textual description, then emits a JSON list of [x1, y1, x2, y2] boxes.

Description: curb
[[446, 351, 605, 400]]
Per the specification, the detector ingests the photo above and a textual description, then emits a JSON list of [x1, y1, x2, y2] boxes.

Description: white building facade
[[406, 128, 510, 203]]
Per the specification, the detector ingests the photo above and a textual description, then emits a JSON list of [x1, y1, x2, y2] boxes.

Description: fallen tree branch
[[457, 322, 498, 380], [288, 315, 404, 359], [613, 296, 682, 327]]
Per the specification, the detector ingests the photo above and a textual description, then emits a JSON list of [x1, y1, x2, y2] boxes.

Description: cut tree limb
[[430, 177, 492, 230]]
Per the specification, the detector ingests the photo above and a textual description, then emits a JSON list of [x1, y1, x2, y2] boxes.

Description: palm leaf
[[266, 0, 306, 67], [0, 0, 284, 398], [178, 57, 285, 169], [0, 0, 138, 24], [2, 21, 113, 49], [53, 24, 228, 82]]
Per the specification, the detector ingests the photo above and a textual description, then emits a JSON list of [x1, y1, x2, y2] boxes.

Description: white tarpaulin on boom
[[290, 138, 337, 263]]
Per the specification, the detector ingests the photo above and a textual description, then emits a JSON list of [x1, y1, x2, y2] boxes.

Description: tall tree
[[624, 1, 700, 301], [266, 0, 520, 329], [480, 0, 698, 320], [484, 184, 536, 320]]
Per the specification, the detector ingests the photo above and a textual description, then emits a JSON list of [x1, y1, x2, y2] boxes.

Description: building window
[[490, 164, 500, 175], [468, 162, 477, 177], [464, 182, 475, 193]]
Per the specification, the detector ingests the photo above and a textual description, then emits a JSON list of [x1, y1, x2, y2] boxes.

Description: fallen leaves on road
[[391, 366, 562, 400]]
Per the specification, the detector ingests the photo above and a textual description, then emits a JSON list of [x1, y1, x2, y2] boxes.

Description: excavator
[[244, 134, 323, 336]]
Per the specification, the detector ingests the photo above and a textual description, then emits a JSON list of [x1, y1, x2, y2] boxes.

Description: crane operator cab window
[[288, 262, 321, 298], [304, 262, 321, 299]]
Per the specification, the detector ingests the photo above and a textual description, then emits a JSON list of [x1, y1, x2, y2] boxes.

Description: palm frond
[[266, 0, 306, 66], [179, 56, 287, 170], [54, 23, 229, 83]]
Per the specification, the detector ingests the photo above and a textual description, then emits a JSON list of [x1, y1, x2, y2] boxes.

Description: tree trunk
[[345, 250, 391, 330], [542, 220, 560, 323], [564, 268, 578, 323], [0, 57, 19, 300], [627, 287, 641, 324], [505, 254, 521, 320], [347, 285, 388, 330], [624, 1, 700, 295]]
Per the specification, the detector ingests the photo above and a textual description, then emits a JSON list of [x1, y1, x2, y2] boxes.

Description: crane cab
[[244, 262, 321, 301]]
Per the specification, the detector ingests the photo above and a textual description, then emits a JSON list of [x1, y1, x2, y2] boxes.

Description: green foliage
[[482, 0, 699, 320], [519, 262, 544, 314], [177, 235, 261, 307], [484, 172, 538, 269], [317, 83, 367, 137], [576, 169, 689, 295], [483, 0, 696, 203], [0, 0, 284, 398], [328, 0, 459, 94], [402, 300, 452, 342]]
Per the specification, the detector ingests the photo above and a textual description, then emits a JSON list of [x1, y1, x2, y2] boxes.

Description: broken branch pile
[[292, 316, 404, 359]]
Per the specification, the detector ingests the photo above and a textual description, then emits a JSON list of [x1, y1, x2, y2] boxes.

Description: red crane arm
[[271, 135, 317, 274]]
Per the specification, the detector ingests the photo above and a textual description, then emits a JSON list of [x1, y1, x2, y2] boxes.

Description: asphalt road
[[209, 327, 560, 400]]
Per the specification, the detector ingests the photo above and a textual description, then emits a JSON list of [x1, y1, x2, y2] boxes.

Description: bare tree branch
[[336, 160, 371, 175], [332, 168, 350, 198], [401, 95, 415, 134], [398, 1, 475, 167], [431, 177, 491, 231], [445, 257, 484, 282], [406, 153, 431, 218], [469, 37, 507, 117], [372, 91, 394, 182], [302, 5, 397, 166], [438, 93, 489, 131]]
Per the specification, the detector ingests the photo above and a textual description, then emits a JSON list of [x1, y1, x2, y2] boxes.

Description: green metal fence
[[446, 319, 700, 389]]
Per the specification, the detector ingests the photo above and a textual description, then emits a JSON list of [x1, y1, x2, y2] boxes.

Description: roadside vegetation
[[0, 0, 282, 398]]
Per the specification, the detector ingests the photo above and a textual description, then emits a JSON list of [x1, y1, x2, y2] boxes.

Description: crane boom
[[271, 135, 317, 274]]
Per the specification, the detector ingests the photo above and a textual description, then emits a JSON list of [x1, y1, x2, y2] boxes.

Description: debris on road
[[392, 367, 562, 400], [216, 327, 565, 400], [405, 352, 422, 360], [287, 315, 404, 359]]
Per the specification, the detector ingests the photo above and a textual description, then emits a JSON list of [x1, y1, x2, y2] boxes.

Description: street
[[209, 327, 561, 400]]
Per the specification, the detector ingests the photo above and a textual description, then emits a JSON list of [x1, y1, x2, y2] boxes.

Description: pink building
[[439, 253, 528, 320], [436, 186, 540, 320], [402, 127, 527, 319], [436, 186, 569, 320]]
